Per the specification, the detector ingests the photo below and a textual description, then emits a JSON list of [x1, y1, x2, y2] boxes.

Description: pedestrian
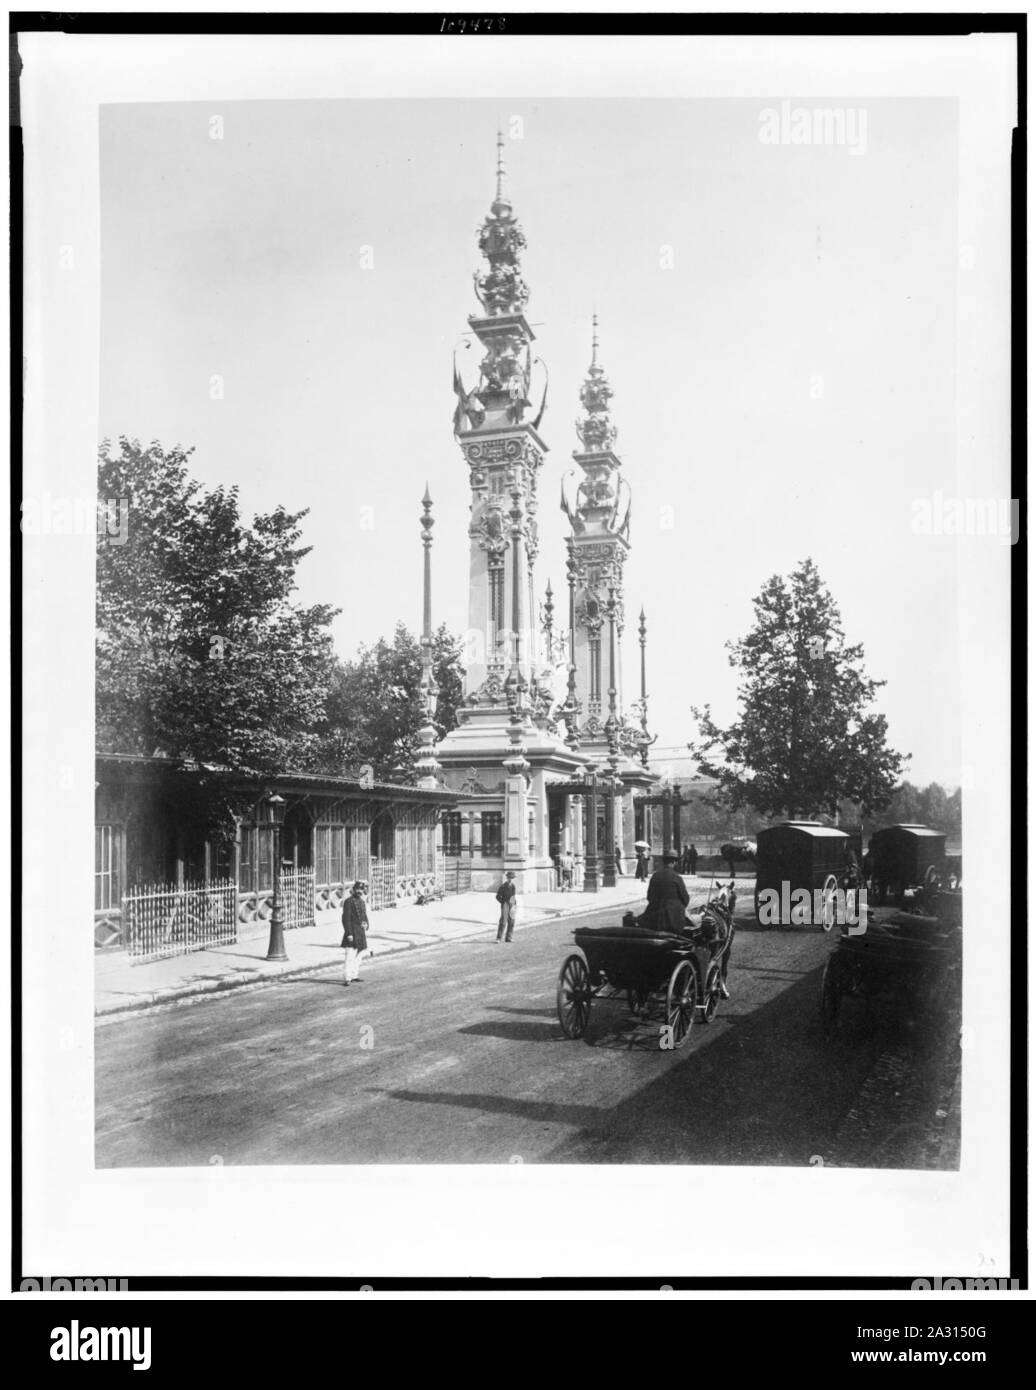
[[495, 870, 518, 942], [340, 880, 370, 986], [562, 848, 575, 891], [641, 850, 691, 932], [634, 847, 649, 881], [613, 844, 623, 876], [688, 842, 698, 876]]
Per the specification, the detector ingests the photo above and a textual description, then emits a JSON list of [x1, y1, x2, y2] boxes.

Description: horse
[[719, 841, 756, 879]]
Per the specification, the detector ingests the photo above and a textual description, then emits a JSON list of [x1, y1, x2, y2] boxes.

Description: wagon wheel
[[702, 961, 723, 1023], [665, 960, 698, 1047], [626, 986, 648, 1017], [820, 959, 841, 1039], [819, 875, 839, 932], [556, 954, 593, 1039]]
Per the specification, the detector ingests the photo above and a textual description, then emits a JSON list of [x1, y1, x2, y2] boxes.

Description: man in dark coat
[[641, 851, 691, 932], [341, 881, 370, 986], [495, 871, 517, 943], [687, 843, 699, 876]]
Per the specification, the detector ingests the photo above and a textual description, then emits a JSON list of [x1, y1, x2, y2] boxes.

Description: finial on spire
[[495, 128, 506, 204], [591, 311, 599, 368]]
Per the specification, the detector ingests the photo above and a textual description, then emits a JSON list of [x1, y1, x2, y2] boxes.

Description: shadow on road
[[372, 1088, 598, 1128], [456, 1019, 561, 1043], [540, 966, 891, 1164]]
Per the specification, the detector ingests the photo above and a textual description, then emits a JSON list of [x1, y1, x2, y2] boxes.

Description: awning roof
[[96, 753, 472, 801]]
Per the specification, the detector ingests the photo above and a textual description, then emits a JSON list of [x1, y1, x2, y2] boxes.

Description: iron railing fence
[[440, 855, 473, 896], [278, 867, 316, 931], [122, 877, 238, 963]]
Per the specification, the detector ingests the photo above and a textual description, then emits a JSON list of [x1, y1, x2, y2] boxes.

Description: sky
[[99, 96, 963, 787]]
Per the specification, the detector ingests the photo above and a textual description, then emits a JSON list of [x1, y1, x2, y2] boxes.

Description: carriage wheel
[[819, 875, 839, 932], [665, 960, 698, 1047], [626, 986, 648, 1017], [556, 955, 593, 1039], [820, 960, 841, 1039], [702, 961, 723, 1022]]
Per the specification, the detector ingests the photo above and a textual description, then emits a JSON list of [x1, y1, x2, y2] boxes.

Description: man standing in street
[[687, 843, 699, 876], [495, 870, 518, 942], [340, 880, 370, 986]]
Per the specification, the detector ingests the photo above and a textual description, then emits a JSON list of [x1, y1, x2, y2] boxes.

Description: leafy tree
[[96, 437, 339, 778], [315, 622, 464, 782], [690, 558, 907, 820], [849, 780, 962, 835]]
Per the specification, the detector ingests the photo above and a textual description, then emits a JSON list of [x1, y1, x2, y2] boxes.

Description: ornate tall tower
[[562, 318, 652, 862], [451, 131, 546, 705], [435, 135, 582, 889]]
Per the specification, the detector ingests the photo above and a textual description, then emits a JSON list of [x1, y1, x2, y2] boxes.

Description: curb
[[94, 889, 653, 1021]]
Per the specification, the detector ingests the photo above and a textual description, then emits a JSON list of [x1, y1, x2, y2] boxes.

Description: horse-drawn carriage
[[754, 822, 854, 929], [555, 886, 735, 1045], [819, 894, 961, 1039]]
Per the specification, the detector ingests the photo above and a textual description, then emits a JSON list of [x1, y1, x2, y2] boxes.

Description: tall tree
[[316, 623, 465, 782], [96, 437, 339, 777], [690, 558, 907, 820]]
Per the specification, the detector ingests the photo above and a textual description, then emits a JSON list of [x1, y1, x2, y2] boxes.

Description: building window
[[239, 826, 253, 891], [241, 825, 277, 893], [589, 637, 602, 701], [95, 824, 119, 910], [481, 812, 503, 858], [443, 812, 463, 857]]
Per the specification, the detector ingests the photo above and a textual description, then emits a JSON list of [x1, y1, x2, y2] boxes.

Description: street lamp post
[[602, 777, 617, 888], [264, 792, 288, 962], [583, 769, 600, 893]]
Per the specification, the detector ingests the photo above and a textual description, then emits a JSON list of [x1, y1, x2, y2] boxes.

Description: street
[[94, 897, 938, 1168]]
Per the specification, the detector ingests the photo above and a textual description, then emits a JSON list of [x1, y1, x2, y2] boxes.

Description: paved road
[[96, 902, 886, 1168]]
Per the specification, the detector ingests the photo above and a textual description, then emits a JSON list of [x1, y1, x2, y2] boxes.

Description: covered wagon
[[866, 824, 947, 905], [754, 821, 852, 929]]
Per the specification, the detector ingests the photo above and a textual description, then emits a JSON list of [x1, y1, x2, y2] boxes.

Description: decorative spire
[[473, 134, 529, 318], [495, 127, 506, 206], [542, 578, 554, 657], [560, 316, 631, 538], [636, 606, 655, 769], [576, 315, 616, 452], [415, 488, 441, 787], [453, 135, 538, 437], [420, 485, 435, 640]]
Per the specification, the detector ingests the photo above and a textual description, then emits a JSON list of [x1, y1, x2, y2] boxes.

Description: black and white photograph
[[15, 11, 1023, 1300]]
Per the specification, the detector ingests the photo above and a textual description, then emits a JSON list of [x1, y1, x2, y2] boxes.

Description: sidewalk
[[95, 875, 719, 1019]]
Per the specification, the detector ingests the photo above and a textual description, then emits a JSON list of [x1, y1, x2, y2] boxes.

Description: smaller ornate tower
[[562, 316, 633, 761], [561, 317, 653, 865]]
